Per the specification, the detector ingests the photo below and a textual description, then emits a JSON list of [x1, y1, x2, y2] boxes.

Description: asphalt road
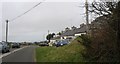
[[2, 46, 37, 63]]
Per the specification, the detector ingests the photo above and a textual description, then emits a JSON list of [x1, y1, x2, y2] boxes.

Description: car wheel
[[2, 49, 6, 53], [7, 49, 10, 52]]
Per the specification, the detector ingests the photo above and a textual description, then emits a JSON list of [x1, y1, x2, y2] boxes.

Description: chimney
[[80, 23, 85, 28], [65, 27, 70, 31], [71, 26, 76, 30]]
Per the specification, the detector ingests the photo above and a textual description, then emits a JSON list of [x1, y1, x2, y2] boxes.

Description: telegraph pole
[[48, 30, 50, 34], [85, 0, 89, 34], [6, 20, 9, 43]]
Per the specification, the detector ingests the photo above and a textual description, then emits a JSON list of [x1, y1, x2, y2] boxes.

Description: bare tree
[[90, 1, 118, 16], [84, 0, 120, 61]]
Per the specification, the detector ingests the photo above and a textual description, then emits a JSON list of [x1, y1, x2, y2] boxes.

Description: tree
[[51, 33, 55, 37], [46, 33, 55, 42], [90, 1, 118, 16], [82, 1, 120, 62], [57, 32, 61, 35], [46, 34, 52, 42], [90, 1, 120, 32]]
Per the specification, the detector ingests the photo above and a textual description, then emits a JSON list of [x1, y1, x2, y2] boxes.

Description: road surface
[[2, 46, 37, 63]]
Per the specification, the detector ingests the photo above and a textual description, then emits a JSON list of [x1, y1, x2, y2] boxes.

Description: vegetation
[[80, 1, 120, 62], [36, 37, 86, 62], [36, 1, 120, 63], [57, 32, 61, 35], [79, 35, 91, 47], [46, 33, 55, 42]]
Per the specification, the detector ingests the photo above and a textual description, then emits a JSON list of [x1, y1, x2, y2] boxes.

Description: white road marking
[[0, 46, 28, 59]]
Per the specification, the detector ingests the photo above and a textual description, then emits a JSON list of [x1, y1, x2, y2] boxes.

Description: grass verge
[[36, 37, 86, 62]]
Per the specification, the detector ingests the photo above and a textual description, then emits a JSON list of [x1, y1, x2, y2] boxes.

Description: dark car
[[12, 43, 20, 48], [39, 43, 49, 46], [55, 40, 69, 47], [0, 42, 10, 53]]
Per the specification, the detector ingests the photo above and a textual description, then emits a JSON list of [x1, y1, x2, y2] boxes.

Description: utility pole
[[6, 20, 9, 43], [85, 0, 89, 34], [48, 30, 50, 34]]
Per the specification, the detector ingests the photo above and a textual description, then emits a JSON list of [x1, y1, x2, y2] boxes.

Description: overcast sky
[[0, 0, 96, 42]]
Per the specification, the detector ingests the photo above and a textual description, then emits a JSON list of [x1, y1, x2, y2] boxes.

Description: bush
[[78, 34, 92, 48]]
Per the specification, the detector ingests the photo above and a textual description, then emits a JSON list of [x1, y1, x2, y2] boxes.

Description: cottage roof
[[61, 25, 87, 36], [75, 25, 87, 34]]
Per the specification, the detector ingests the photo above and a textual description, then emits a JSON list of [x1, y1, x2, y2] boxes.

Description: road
[[2, 46, 37, 63]]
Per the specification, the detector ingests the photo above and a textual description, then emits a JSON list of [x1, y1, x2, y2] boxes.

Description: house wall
[[75, 33, 86, 36], [49, 40, 56, 46], [61, 36, 75, 40]]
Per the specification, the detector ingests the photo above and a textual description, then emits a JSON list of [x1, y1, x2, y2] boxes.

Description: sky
[[0, 0, 96, 42], [0, 2, 2, 42]]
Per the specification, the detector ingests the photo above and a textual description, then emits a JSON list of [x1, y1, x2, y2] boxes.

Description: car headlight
[[61, 44, 63, 45]]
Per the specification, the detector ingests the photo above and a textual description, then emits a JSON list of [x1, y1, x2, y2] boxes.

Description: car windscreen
[[1, 42, 8, 46]]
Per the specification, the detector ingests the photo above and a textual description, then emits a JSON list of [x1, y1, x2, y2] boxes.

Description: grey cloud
[[2, 2, 86, 42]]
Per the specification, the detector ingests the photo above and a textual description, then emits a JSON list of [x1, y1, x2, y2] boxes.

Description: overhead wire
[[10, 1, 44, 22], [9, 0, 87, 22]]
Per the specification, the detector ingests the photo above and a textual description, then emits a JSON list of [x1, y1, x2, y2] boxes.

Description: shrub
[[78, 34, 92, 48]]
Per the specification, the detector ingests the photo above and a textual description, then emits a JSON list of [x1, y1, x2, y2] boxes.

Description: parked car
[[11, 43, 20, 48], [54, 40, 69, 47], [39, 43, 49, 46], [0, 42, 10, 53], [0, 42, 2, 53]]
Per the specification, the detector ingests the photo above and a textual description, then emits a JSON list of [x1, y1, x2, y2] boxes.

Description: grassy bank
[[36, 37, 86, 62]]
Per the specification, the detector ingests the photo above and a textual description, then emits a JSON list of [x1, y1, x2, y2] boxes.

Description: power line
[[10, 1, 44, 22]]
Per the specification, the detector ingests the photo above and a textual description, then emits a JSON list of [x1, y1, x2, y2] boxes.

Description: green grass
[[36, 37, 86, 62]]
